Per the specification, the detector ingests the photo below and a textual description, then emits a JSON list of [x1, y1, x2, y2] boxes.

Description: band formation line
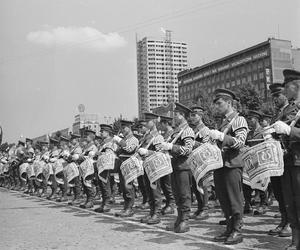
[[1, 68, 300, 249]]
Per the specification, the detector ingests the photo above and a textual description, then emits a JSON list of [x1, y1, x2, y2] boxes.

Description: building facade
[[32, 113, 100, 143], [178, 38, 300, 104], [136, 36, 188, 118], [72, 113, 100, 135]]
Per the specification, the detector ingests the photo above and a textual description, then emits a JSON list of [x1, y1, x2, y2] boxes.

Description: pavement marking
[[1, 188, 255, 250]]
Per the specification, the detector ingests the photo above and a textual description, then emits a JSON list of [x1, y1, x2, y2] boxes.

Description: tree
[[235, 84, 263, 113], [193, 90, 217, 128]]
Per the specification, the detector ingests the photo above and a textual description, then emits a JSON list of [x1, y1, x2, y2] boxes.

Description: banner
[[26, 163, 35, 179], [97, 152, 116, 183], [0, 163, 3, 175], [242, 140, 284, 187], [187, 143, 223, 193], [120, 156, 143, 187], [19, 163, 29, 182], [53, 159, 65, 185], [33, 161, 44, 182], [79, 158, 94, 187], [143, 152, 173, 189], [243, 170, 270, 191], [43, 163, 54, 184], [64, 162, 79, 187], [202, 171, 214, 187]]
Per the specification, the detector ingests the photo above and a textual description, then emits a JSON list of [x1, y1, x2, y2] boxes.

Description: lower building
[[178, 38, 300, 104]]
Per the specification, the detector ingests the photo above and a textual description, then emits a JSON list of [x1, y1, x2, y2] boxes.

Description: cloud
[[26, 26, 127, 52]]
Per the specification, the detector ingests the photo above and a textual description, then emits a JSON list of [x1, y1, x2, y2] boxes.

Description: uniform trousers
[[214, 167, 243, 232], [281, 166, 300, 229]]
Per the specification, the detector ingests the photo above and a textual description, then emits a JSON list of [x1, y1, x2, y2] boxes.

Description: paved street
[[0, 188, 290, 250]]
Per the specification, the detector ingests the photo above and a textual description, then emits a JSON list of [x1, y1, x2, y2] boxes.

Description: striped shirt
[[219, 112, 248, 150], [194, 123, 210, 146], [99, 137, 117, 153], [119, 133, 139, 153], [171, 121, 195, 156]]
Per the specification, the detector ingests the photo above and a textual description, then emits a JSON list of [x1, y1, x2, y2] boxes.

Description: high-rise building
[[178, 38, 300, 104], [136, 33, 188, 118]]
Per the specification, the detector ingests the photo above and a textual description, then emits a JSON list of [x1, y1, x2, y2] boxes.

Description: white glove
[[42, 155, 49, 161], [62, 150, 70, 158], [88, 151, 95, 158], [72, 154, 79, 161], [113, 135, 122, 143], [49, 158, 56, 163], [209, 130, 225, 141], [263, 127, 275, 140], [138, 148, 148, 156], [273, 121, 291, 135], [160, 142, 173, 151], [1, 159, 8, 164]]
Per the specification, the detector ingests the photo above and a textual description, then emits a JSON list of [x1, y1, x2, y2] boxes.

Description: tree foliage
[[235, 84, 263, 112]]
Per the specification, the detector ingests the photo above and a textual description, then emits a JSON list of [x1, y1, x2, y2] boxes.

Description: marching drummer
[[267, 83, 292, 238], [159, 115, 176, 215], [188, 105, 210, 220], [243, 110, 269, 216], [79, 129, 98, 209], [135, 120, 150, 210], [113, 120, 139, 218], [158, 102, 195, 233], [137, 112, 164, 225], [55, 135, 70, 203], [45, 136, 60, 200], [67, 133, 83, 206], [94, 124, 117, 213], [209, 88, 248, 245], [272, 69, 300, 250]]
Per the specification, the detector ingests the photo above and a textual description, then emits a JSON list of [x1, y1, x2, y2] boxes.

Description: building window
[[247, 75, 252, 83], [259, 72, 264, 79], [253, 73, 258, 81]]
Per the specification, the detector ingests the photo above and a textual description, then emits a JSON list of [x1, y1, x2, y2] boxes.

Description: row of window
[[180, 73, 266, 94], [147, 48, 187, 53], [183, 58, 270, 82], [179, 81, 265, 101]]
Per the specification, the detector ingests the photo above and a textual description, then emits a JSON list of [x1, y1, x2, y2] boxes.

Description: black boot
[[80, 187, 94, 209], [147, 213, 161, 225], [95, 203, 111, 213], [190, 208, 209, 220], [166, 209, 181, 231], [161, 204, 175, 215], [269, 213, 288, 236], [279, 224, 292, 237], [174, 211, 190, 233], [56, 195, 68, 202], [224, 215, 243, 245], [140, 213, 152, 223], [214, 218, 233, 242], [118, 208, 134, 217], [285, 228, 298, 250]]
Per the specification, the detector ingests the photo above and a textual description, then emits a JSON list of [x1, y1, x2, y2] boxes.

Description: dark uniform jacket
[[283, 102, 300, 166]]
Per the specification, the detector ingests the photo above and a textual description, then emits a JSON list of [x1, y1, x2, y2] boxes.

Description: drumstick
[[290, 110, 300, 127], [223, 113, 239, 136], [246, 138, 266, 143]]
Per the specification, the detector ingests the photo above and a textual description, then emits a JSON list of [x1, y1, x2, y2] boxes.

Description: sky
[[1, 0, 300, 142]]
